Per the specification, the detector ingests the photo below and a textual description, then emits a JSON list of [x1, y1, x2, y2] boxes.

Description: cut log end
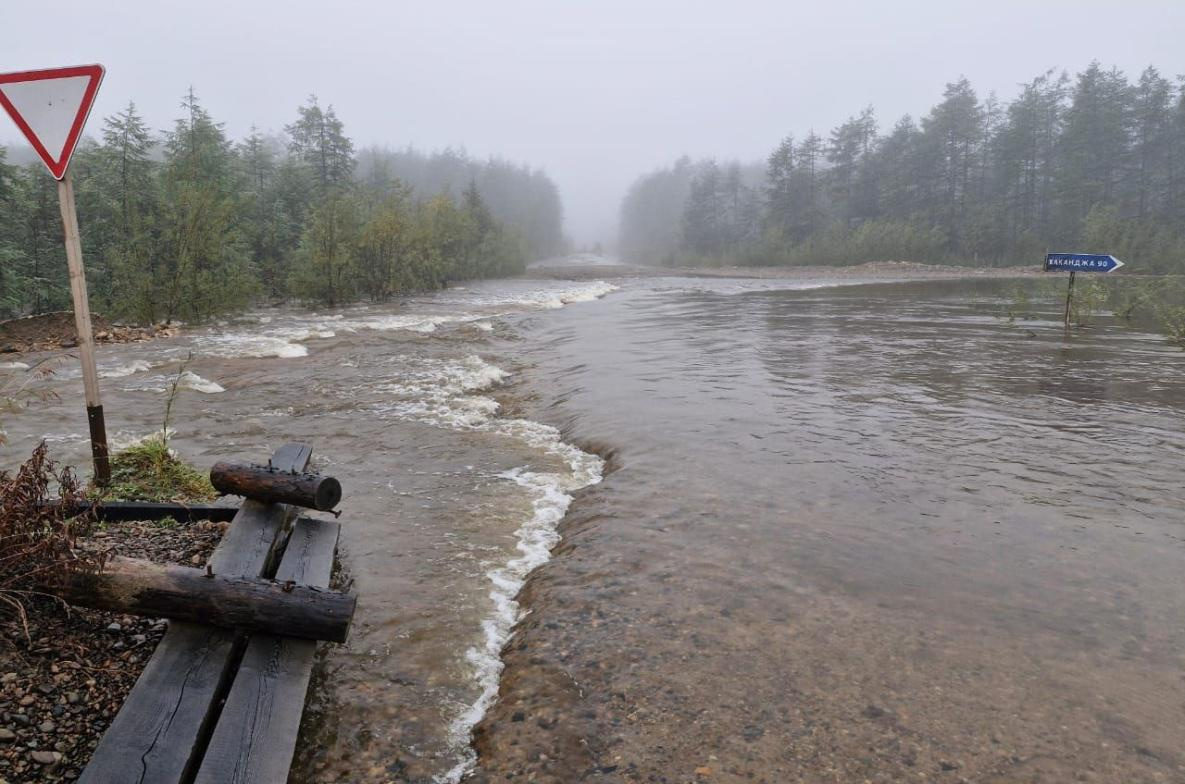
[[210, 461, 342, 511]]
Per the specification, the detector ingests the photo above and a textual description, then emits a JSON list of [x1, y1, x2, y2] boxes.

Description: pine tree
[[919, 78, 984, 253], [237, 128, 292, 299], [1169, 79, 1185, 226], [1130, 67, 1174, 220], [793, 132, 825, 240], [682, 161, 725, 258], [156, 88, 252, 321], [1057, 62, 1132, 241], [95, 102, 159, 316], [827, 115, 867, 224], [765, 137, 795, 239], [286, 96, 355, 192], [0, 150, 27, 316]]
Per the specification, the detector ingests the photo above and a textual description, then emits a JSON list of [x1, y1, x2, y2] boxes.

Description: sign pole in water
[[0, 65, 110, 483], [1044, 252, 1125, 328]]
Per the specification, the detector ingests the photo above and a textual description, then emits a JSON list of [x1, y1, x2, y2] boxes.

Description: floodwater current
[[2, 267, 1183, 783]]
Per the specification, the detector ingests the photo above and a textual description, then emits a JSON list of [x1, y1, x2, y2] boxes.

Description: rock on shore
[[0, 312, 178, 354]]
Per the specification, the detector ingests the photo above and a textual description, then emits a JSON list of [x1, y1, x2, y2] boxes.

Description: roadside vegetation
[[0, 93, 565, 323], [100, 439, 215, 503], [1002, 276, 1185, 345], [0, 444, 99, 628], [620, 62, 1185, 273]]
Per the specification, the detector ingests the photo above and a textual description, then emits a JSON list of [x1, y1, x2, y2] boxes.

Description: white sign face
[[1, 76, 91, 162], [0, 64, 105, 179]]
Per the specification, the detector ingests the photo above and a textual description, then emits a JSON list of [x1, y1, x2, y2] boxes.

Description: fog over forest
[[3, 1, 1183, 249]]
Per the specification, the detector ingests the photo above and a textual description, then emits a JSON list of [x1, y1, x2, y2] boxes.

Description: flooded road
[[2, 270, 1183, 782], [0, 278, 614, 782], [473, 277, 1185, 783]]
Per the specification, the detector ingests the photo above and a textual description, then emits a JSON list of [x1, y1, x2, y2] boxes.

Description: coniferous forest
[[619, 64, 1185, 271], [0, 91, 565, 322]]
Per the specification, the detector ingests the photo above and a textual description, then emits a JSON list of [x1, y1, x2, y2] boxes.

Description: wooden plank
[[54, 555, 356, 642], [208, 444, 314, 581], [80, 445, 313, 784], [77, 625, 237, 784], [194, 518, 340, 784], [269, 443, 313, 475]]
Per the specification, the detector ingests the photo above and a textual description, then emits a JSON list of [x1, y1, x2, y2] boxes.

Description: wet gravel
[[0, 519, 226, 782]]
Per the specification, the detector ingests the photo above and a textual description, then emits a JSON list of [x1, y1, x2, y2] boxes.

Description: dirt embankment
[[523, 259, 1043, 281], [0, 313, 177, 354]]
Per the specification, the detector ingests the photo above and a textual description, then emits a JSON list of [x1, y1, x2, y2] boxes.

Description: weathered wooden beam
[[194, 517, 341, 784], [210, 461, 342, 511], [55, 555, 354, 643], [80, 444, 313, 784], [44, 499, 239, 523]]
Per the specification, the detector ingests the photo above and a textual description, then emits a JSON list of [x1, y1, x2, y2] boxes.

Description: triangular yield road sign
[[0, 64, 105, 180]]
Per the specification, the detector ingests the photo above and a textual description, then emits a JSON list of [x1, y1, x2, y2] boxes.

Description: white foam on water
[[436, 432, 602, 784], [185, 280, 617, 364], [41, 432, 83, 444], [337, 313, 482, 335], [0, 361, 30, 371], [374, 355, 509, 429], [125, 371, 225, 395], [433, 280, 619, 311], [278, 327, 337, 341], [193, 334, 309, 359], [177, 371, 225, 394], [329, 281, 618, 339], [109, 428, 175, 452], [100, 359, 152, 378], [372, 353, 604, 784]]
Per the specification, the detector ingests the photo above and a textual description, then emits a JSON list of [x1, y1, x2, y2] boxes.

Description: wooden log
[[210, 461, 342, 511], [54, 555, 354, 643], [195, 517, 340, 784], [80, 444, 313, 784], [43, 499, 239, 523]]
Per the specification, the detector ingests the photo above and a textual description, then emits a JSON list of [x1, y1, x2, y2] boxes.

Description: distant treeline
[[0, 91, 565, 323], [620, 63, 1185, 271]]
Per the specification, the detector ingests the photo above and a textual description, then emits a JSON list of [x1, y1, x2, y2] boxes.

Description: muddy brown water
[[1, 270, 1183, 783]]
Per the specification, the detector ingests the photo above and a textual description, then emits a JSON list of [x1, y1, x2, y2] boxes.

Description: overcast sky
[[3, 0, 1184, 245]]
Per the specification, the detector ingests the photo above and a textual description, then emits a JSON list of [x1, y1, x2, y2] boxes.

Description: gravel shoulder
[[521, 259, 1043, 281]]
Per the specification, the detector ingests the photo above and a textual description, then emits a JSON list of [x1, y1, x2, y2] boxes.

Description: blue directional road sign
[[1044, 253, 1125, 272]]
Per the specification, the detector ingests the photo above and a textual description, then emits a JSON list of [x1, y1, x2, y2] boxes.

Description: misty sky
[[3, 0, 1184, 245]]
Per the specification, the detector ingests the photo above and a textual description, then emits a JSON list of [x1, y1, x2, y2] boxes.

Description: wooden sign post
[[1044, 253, 1125, 331], [0, 65, 110, 482], [58, 170, 109, 482]]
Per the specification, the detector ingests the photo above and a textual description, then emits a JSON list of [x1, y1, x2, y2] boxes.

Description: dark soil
[[0, 518, 226, 782]]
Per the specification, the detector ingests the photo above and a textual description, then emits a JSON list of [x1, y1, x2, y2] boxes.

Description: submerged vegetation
[[0, 93, 565, 323], [621, 62, 1185, 272], [1002, 275, 1185, 344]]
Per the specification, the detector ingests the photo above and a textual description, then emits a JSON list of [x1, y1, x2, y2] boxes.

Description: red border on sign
[[0, 64, 105, 180]]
